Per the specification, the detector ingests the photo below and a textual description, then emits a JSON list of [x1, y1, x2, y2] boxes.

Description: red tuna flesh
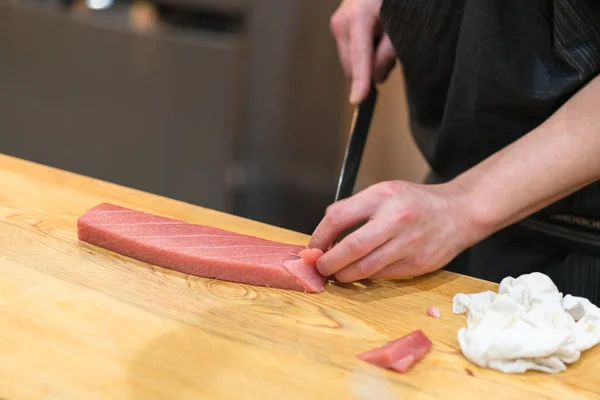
[[357, 330, 432, 373], [77, 203, 327, 293]]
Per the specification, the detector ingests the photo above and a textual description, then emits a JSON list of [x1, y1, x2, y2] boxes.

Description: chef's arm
[[453, 74, 600, 239]]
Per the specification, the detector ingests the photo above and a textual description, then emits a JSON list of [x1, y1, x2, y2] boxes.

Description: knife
[[334, 81, 378, 202]]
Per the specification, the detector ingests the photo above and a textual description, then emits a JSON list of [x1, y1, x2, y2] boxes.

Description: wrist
[[440, 176, 504, 246]]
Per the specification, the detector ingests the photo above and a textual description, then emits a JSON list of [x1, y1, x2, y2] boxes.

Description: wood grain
[[0, 153, 599, 400]]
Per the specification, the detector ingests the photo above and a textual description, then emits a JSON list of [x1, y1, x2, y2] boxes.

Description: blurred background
[[0, 0, 428, 234]]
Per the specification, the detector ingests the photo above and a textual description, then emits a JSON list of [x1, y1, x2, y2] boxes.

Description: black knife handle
[[335, 82, 378, 201]]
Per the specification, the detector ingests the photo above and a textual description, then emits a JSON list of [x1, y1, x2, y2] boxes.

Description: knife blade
[[334, 81, 378, 202]]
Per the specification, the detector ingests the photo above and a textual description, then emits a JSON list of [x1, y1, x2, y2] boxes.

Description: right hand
[[330, 0, 397, 104]]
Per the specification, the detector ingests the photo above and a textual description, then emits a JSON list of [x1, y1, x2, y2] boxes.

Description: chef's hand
[[309, 181, 481, 282], [330, 0, 397, 104]]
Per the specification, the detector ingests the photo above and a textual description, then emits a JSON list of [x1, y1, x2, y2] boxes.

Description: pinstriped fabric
[[570, 183, 600, 216], [381, 1, 600, 302], [380, 0, 600, 217], [379, 0, 462, 88], [559, 0, 600, 218], [553, 252, 600, 305], [381, 0, 600, 77], [554, 0, 600, 79]]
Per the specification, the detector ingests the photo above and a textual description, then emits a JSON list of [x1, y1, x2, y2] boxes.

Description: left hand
[[308, 180, 482, 282]]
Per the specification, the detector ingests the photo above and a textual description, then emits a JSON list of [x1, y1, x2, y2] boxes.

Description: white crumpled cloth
[[452, 272, 600, 373]]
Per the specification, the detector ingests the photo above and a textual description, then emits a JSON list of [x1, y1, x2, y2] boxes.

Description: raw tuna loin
[[77, 203, 327, 293], [357, 330, 432, 373]]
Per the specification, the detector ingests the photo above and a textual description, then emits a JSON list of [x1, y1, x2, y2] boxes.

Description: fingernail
[[349, 83, 360, 104]]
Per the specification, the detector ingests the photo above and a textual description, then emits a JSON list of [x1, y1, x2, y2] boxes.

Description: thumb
[[373, 34, 396, 83]]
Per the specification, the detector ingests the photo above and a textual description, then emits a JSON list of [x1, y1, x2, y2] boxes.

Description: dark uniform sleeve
[[552, 0, 600, 80]]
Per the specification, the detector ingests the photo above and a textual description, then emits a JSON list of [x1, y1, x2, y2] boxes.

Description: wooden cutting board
[[0, 153, 598, 400]]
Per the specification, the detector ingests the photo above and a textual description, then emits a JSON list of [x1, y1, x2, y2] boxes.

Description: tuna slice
[[77, 203, 327, 293], [298, 248, 324, 265], [357, 330, 432, 373], [427, 306, 440, 319]]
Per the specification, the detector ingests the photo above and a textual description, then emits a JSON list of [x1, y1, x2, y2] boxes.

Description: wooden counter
[[0, 154, 598, 399]]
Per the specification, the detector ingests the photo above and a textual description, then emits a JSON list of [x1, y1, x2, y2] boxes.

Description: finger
[[348, 12, 376, 104], [308, 185, 388, 251], [370, 261, 422, 280], [316, 218, 396, 277], [330, 11, 351, 77], [333, 235, 406, 282], [373, 34, 396, 83]]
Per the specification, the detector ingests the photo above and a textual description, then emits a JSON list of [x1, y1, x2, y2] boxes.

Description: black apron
[[380, 0, 600, 304]]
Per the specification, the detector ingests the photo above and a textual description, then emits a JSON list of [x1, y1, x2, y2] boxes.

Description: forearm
[[450, 74, 600, 240]]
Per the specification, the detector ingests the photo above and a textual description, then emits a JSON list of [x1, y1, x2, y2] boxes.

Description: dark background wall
[[0, 0, 345, 234]]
